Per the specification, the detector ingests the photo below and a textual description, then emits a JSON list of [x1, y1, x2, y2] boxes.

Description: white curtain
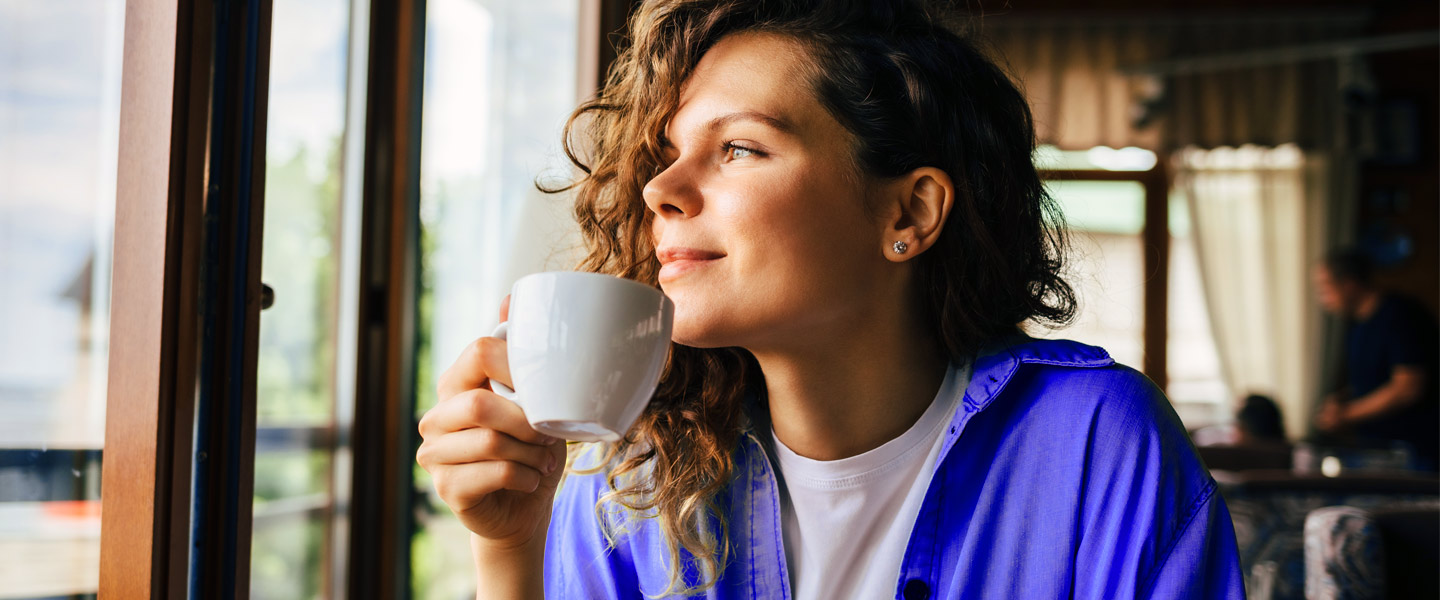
[[1175, 145, 1357, 441]]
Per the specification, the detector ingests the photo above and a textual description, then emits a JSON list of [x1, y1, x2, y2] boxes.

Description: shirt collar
[[963, 333, 1114, 413], [739, 334, 1115, 435]]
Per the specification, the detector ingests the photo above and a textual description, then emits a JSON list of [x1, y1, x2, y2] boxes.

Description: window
[[410, 2, 585, 597], [0, 0, 124, 596], [1043, 178, 1148, 368], [253, 0, 367, 596], [1035, 145, 1229, 428], [1166, 190, 1229, 426], [19, 0, 617, 594]]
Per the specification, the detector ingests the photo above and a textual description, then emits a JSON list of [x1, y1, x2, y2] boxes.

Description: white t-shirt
[[770, 361, 971, 600]]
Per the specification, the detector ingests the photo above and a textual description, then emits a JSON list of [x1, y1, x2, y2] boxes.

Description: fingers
[[417, 427, 558, 476], [433, 294, 513, 404], [418, 387, 553, 446], [432, 460, 545, 504], [435, 336, 512, 401]]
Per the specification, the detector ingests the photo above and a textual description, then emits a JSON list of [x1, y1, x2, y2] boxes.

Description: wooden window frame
[[101, 0, 274, 597], [101, 1, 630, 597], [1040, 163, 1172, 389], [345, 0, 425, 597]]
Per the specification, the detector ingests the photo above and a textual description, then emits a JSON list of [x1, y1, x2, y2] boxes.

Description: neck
[[1354, 289, 1382, 320], [750, 307, 951, 461]]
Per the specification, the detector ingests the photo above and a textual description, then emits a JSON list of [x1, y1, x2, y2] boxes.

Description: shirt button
[[903, 578, 930, 600]]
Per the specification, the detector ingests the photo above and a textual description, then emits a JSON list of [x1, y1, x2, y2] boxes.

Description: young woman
[[417, 1, 1246, 598]]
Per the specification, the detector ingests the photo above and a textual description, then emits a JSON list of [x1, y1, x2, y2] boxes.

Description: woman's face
[[645, 32, 899, 351]]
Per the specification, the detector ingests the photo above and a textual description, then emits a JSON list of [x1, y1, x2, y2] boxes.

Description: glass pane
[[412, 2, 581, 598], [1035, 180, 1147, 371], [254, 450, 333, 504], [0, 0, 123, 597], [258, 0, 352, 428], [251, 450, 331, 599], [254, 0, 358, 596], [252, 513, 328, 600]]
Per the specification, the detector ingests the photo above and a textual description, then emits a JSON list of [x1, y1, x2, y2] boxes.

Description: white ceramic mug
[[489, 271, 675, 442]]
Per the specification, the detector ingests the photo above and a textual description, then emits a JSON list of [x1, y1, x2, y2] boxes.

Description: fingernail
[[537, 435, 558, 445], [544, 451, 557, 475]]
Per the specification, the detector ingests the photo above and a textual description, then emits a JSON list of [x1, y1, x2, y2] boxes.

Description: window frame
[[100, 0, 274, 596], [100, 0, 630, 596], [1040, 162, 1172, 389]]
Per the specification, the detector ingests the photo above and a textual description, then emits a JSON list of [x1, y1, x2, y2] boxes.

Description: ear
[[880, 167, 954, 262]]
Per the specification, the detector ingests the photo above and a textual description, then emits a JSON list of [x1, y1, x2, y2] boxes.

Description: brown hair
[[548, 0, 1074, 594]]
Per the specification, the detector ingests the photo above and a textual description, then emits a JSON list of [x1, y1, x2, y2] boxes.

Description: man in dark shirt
[[1313, 248, 1439, 471]]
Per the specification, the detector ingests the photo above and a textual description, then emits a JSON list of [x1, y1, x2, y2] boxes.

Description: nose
[[642, 157, 702, 219]]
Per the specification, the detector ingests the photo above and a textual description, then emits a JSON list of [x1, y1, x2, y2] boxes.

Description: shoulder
[[977, 339, 1229, 590], [978, 336, 1215, 510], [1376, 294, 1438, 328], [967, 336, 1211, 495], [971, 336, 1170, 429], [1370, 295, 1440, 362]]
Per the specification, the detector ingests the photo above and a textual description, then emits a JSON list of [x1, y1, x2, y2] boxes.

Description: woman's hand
[[417, 296, 568, 551]]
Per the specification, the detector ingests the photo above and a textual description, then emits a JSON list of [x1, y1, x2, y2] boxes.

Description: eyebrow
[[659, 110, 797, 148], [703, 110, 796, 135]]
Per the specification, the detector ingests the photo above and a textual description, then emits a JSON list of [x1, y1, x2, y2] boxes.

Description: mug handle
[[488, 322, 517, 400]]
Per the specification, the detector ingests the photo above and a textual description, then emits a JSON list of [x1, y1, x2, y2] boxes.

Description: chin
[[667, 303, 741, 349], [670, 319, 728, 349]]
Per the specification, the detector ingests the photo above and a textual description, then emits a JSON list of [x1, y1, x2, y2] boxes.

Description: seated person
[[1190, 393, 1288, 447], [1236, 394, 1286, 445]]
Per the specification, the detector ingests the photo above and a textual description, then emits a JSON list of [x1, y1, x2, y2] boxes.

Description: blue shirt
[[545, 337, 1247, 599]]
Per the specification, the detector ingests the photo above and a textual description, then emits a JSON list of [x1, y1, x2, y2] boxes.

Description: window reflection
[[0, 0, 123, 596]]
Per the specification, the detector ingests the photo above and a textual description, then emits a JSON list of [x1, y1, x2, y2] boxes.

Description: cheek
[[664, 164, 879, 346], [729, 188, 878, 303], [725, 186, 872, 292]]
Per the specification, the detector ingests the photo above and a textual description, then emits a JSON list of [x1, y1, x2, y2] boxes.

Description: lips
[[657, 247, 724, 263], [657, 246, 725, 282]]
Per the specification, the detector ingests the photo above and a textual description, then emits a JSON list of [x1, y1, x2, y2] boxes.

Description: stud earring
[[892, 240, 908, 255]]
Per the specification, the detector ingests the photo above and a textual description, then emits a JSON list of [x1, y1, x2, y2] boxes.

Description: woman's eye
[[723, 142, 761, 160]]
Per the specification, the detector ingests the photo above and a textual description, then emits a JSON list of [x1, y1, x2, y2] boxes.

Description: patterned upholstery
[[1216, 470, 1438, 600], [1304, 502, 1440, 600], [1304, 506, 1386, 599]]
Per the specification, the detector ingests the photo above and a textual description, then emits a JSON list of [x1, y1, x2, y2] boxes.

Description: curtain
[[985, 14, 1370, 436], [982, 15, 1364, 151], [1175, 146, 1357, 441]]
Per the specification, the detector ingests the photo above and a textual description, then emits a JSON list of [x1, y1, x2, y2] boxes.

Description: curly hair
[[547, 0, 1074, 595]]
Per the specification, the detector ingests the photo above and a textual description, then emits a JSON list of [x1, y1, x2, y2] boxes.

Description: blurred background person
[[1236, 394, 1287, 445], [1190, 393, 1288, 447], [1313, 247, 1440, 471]]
